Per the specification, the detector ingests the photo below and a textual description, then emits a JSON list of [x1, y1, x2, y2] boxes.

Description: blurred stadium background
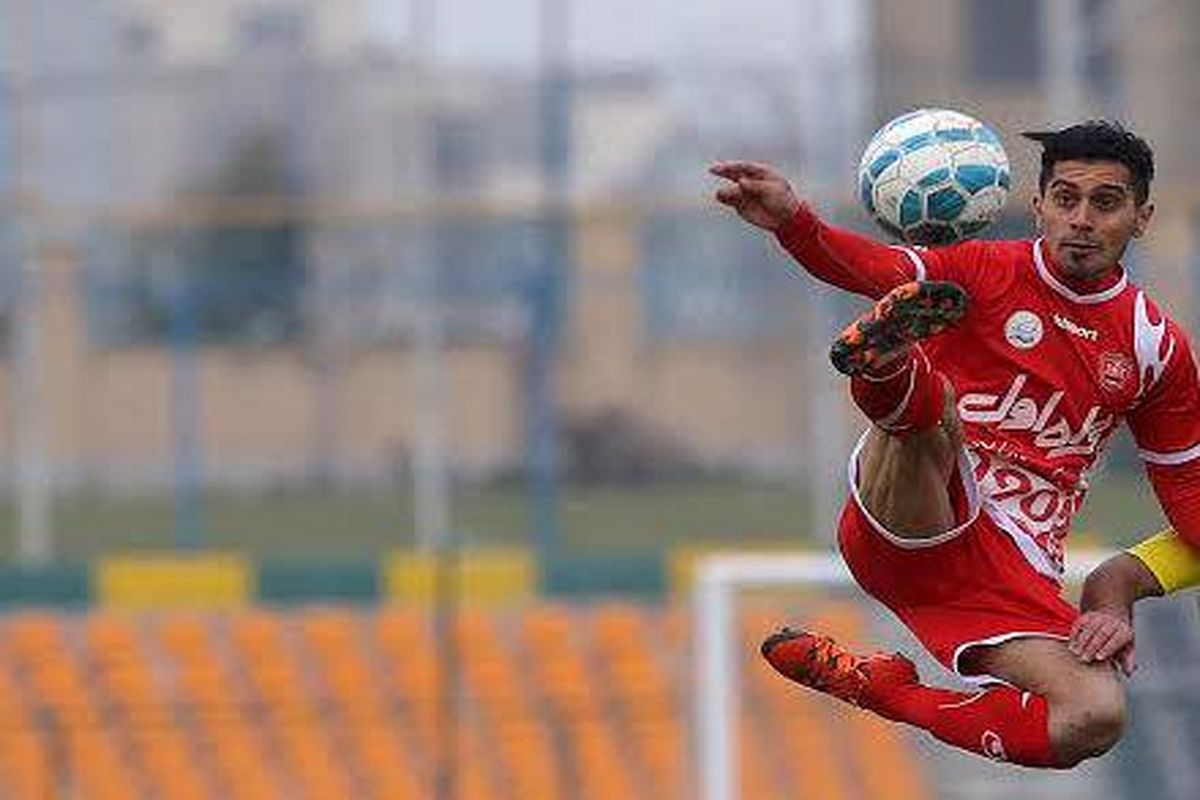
[[0, 0, 1196, 797]]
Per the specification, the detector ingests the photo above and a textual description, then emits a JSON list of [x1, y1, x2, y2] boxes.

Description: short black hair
[[1021, 120, 1155, 205]]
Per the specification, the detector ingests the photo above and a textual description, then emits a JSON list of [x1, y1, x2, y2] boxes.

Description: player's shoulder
[[1123, 279, 1198, 395], [1119, 279, 1191, 342], [977, 237, 1035, 257], [915, 237, 1028, 299], [1126, 280, 1183, 324], [913, 237, 1028, 272], [923, 237, 1030, 262]]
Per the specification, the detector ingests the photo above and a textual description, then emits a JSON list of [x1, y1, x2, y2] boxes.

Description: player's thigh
[[856, 381, 962, 537], [967, 636, 1124, 711], [970, 635, 1127, 759], [856, 428, 959, 536]]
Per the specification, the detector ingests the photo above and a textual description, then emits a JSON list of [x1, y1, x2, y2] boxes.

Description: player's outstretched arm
[[709, 160, 915, 298]]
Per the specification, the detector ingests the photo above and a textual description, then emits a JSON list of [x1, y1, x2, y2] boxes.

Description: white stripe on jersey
[[892, 246, 927, 281], [1133, 290, 1176, 397], [1140, 441, 1200, 466], [982, 505, 1063, 580]]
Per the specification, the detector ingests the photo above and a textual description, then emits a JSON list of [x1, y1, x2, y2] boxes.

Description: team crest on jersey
[[1099, 351, 1135, 394], [1004, 310, 1043, 350]]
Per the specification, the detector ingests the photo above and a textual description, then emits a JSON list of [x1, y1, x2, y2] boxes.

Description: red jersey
[[777, 209, 1200, 580]]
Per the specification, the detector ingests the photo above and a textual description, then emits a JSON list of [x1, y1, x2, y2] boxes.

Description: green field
[[0, 469, 1165, 560]]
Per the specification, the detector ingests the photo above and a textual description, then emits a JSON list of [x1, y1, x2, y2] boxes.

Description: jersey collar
[[1032, 238, 1127, 305]]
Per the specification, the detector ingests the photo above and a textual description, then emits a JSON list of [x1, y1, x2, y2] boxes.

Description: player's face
[[1031, 160, 1154, 281]]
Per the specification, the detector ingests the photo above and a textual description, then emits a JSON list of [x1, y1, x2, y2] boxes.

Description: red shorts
[[838, 495, 1078, 683]]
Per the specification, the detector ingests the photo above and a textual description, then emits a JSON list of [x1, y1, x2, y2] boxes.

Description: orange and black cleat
[[760, 627, 916, 709], [829, 280, 968, 376]]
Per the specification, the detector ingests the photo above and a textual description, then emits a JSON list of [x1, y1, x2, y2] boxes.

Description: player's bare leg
[[762, 628, 1122, 767], [854, 384, 962, 536], [831, 280, 968, 539], [967, 637, 1126, 766]]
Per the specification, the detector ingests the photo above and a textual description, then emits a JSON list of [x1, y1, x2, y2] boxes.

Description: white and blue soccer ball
[[857, 108, 1010, 246]]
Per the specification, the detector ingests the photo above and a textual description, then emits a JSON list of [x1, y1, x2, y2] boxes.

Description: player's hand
[[709, 161, 803, 231], [1068, 610, 1136, 677]]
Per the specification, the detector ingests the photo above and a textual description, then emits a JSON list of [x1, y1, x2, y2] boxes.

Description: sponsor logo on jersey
[[1099, 351, 1135, 394], [1004, 310, 1043, 350], [958, 373, 1116, 458], [1053, 313, 1099, 342]]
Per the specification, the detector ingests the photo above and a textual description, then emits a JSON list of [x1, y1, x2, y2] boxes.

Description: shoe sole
[[829, 281, 968, 376]]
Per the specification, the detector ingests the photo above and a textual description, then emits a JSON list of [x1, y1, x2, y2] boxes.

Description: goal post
[[692, 549, 1117, 800]]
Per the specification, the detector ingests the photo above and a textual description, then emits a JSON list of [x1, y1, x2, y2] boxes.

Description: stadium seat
[[0, 664, 51, 799], [233, 612, 357, 799], [741, 714, 784, 800], [590, 604, 686, 798], [520, 604, 642, 800], [5, 615, 142, 799], [156, 615, 284, 799], [735, 602, 932, 800], [302, 609, 431, 799], [85, 614, 213, 800]]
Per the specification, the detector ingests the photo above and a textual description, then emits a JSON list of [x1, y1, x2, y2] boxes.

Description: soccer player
[[710, 120, 1200, 768], [1069, 527, 1200, 675]]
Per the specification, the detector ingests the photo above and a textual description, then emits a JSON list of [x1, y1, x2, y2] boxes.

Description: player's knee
[[1051, 678, 1127, 767], [1056, 705, 1125, 767]]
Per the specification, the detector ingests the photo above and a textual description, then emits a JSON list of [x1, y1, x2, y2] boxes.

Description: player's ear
[[1030, 194, 1045, 232], [1132, 201, 1155, 239]]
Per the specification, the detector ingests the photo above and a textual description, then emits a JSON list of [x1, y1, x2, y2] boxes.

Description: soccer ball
[[857, 108, 1010, 246]]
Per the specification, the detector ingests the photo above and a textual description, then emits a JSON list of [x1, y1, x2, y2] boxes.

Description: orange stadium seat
[[737, 606, 852, 800], [590, 604, 686, 799], [2, 734, 52, 800], [84, 614, 215, 800], [520, 604, 645, 800], [458, 610, 564, 799], [0, 662, 51, 799], [301, 610, 431, 799], [376, 610, 443, 770], [4, 615, 142, 799], [156, 615, 285, 800]]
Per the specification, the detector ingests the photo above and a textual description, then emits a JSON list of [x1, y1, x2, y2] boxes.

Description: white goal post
[[692, 549, 1117, 800]]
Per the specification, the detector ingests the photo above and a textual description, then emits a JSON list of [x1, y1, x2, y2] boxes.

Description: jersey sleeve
[[774, 207, 999, 301], [774, 206, 918, 299], [1128, 317, 1200, 551], [899, 239, 1005, 305]]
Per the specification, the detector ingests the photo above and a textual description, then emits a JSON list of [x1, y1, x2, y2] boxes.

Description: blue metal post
[[527, 0, 570, 559], [170, 253, 205, 549]]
